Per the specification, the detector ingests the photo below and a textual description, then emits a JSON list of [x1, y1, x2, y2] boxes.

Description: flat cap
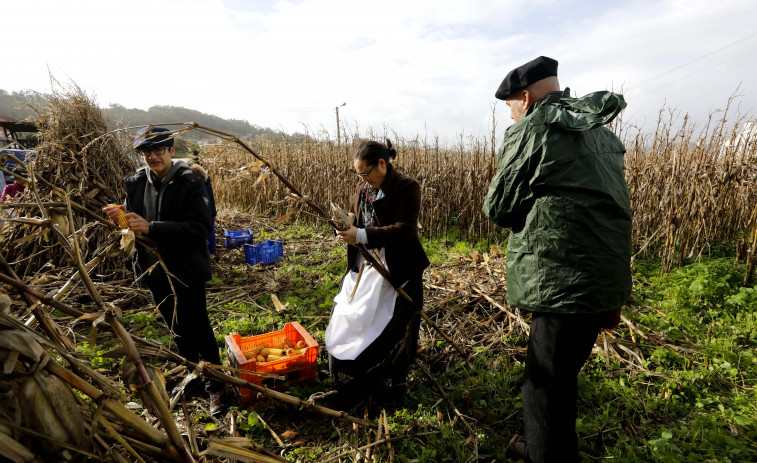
[[133, 126, 174, 149], [495, 56, 558, 100]]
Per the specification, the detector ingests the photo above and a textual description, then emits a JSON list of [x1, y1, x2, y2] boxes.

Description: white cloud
[[4, 0, 757, 141]]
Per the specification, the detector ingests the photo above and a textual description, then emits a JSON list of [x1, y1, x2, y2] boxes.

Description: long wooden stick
[[188, 122, 471, 363], [77, 122, 471, 362]]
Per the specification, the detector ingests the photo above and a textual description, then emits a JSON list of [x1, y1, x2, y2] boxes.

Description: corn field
[[201, 104, 757, 274], [202, 127, 505, 244], [623, 100, 757, 274]]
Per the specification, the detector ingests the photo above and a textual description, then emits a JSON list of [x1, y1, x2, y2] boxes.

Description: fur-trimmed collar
[[189, 162, 209, 182]]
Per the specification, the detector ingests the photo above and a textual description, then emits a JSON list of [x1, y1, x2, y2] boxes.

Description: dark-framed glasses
[[139, 146, 170, 158], [355, 165, 375, 178]]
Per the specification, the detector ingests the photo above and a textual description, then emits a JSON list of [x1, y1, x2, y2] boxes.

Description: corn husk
[[18, 370, 90, 456]]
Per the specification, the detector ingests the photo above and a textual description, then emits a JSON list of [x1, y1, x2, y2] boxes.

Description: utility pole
[[335, 102, 346, 147]]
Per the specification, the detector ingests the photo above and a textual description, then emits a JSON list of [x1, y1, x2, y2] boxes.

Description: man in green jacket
[[483, 56, 631, 463]]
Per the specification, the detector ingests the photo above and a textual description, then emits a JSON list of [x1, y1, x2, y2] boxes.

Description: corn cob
[[286, 348, 307, 356], [243, 343, 269, 360], [261, 348, 286, 357], [330, 202, 355, 230], [295, 340, 306, 349], [106, 204, 129, 229]]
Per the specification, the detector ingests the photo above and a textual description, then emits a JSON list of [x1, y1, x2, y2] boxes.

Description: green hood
[[537, 88, 626, 131]]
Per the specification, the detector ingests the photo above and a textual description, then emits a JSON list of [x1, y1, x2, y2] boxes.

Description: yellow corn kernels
[[106, 204, 129, 229]]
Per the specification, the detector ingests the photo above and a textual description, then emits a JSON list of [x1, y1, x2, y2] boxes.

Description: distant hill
[[102, 103, 285, 141], [0, 89, 37, 120], [0, 89, 285, 141]]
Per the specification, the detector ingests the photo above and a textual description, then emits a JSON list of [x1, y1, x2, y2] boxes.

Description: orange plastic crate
[[225, 322, 319, 406]]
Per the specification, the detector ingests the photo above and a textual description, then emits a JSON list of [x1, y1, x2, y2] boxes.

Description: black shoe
[[318, 369, 332, 381], [506, 440, 527, 461], [374, 382, 407, 406]]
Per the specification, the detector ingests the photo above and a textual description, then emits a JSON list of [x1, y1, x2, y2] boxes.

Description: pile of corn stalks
[[0, 80, 137, 279]]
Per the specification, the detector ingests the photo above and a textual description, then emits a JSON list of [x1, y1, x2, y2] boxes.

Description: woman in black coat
[[326, 139, 429, 401]]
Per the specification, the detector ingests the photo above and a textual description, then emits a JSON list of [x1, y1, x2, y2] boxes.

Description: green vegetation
[[574, 256, 757, 462], [78, 220, 755, 461]]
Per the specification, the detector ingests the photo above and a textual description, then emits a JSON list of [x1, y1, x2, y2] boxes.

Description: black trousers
[[329, 274, 423, 389], [147, 273, 224, 393], [522, 311, 609, 463]]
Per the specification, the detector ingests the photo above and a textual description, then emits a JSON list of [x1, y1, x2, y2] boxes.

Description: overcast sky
[[4, 0, 756, 142]]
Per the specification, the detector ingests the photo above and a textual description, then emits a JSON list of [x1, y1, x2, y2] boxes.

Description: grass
[[575, 256, 757, 462]]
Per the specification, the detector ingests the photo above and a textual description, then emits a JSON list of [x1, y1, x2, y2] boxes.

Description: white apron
[[325, 249, 398, 360]]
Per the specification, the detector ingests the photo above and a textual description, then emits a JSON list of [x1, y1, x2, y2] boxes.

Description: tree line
[[0, 89, 286, 142]]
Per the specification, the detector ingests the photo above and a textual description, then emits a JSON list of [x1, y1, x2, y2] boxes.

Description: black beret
[[133, 126, 174, 149], [495, 56, 558, 100]]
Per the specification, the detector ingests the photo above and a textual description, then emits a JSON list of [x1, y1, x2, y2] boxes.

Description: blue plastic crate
[[265, 240, 284, 259], [223, 228, 254, 249], [244, 243, 270, 265], [244, 240, 283, 265]]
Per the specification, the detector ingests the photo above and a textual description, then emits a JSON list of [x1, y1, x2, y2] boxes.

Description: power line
[[644, 45, 757, 93], [623, 43, 757, 123], [634, 31, 757, 89]]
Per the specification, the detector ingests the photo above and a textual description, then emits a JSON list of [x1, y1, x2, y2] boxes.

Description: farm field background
[[0, 85, 755, 461]]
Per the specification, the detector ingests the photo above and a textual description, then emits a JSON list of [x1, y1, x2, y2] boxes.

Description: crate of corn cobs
[[225, 322, 319, 405]]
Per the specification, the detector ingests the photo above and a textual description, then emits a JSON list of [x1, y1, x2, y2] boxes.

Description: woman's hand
[[336, 225, 358, 245]]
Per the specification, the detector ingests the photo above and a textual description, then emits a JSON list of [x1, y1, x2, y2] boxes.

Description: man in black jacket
[[104, 126, 226, 415]]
